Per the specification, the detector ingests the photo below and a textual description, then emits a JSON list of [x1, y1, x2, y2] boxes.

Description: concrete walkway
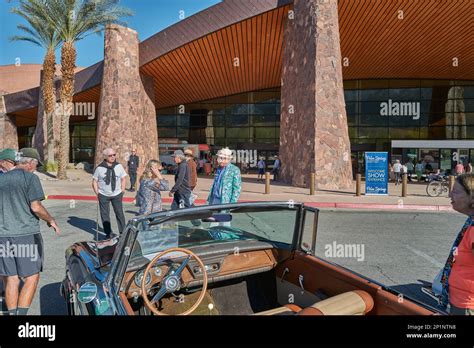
[[36, 169, 452, 211]]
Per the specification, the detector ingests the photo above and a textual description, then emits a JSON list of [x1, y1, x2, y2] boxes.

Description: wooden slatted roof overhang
[[5, 0, 474, 125], [340, 0, 474, 80], [140, 3, 291, 109]]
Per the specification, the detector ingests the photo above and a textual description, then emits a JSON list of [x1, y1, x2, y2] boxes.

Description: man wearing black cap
[[0, 148, 60, 315], [168, 150, 192, 210]]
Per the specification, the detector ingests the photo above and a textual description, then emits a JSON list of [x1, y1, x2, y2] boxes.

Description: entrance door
[[440, 149, 452, 173], [457, 149, 469, 165], [351, 151, 366, 176]]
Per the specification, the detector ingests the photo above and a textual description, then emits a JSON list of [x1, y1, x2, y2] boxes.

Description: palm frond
[[10, 0, 62, 50], [9, 35, 42, 47], [46, 0, 132, 42]]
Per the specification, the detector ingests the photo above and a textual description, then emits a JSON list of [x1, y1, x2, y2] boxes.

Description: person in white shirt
[[92, 148, 128, 238], [393, 159, 402, 185]]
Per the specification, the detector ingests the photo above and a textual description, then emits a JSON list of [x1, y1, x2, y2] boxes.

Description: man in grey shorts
[[0, 148, 60, 315]]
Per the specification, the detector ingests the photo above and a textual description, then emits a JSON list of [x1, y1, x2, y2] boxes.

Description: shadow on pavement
[[67, 216, 102, 236], [40, 282, 67, 315]]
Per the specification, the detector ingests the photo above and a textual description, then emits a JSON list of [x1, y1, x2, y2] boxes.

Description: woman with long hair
[[136, 160, 169, 215]]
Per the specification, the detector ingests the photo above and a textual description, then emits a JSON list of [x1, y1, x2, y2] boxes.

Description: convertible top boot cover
[[298, 290, 374, 315]]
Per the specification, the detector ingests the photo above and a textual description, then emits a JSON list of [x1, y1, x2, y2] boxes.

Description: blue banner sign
[[365, 152, 388, 195]]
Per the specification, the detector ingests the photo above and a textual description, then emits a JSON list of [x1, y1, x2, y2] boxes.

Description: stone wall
[[0, 94, 18, 149], [279, 0, 353, 190], [32, 72, 46, 159], [95, 24, 158, 175], [32, 70, 61, 162]]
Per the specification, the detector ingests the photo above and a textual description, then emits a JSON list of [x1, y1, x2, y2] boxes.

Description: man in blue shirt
[[257, 157, 265, 182], [272, 155, 281, 182], [207, 148, 241, 205]]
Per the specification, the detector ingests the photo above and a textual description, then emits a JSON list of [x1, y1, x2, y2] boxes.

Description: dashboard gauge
[[154, 267, 163, 277], [134, 270, 151, 287]]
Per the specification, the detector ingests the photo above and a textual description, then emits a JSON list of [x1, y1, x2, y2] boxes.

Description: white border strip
[[392, 140, 474, 149]]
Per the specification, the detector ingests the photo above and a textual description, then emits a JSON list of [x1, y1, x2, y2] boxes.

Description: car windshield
[[128, 205, 299, 265]]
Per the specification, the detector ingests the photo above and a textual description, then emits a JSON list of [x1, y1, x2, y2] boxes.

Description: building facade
[[2, 0, 473, 187]]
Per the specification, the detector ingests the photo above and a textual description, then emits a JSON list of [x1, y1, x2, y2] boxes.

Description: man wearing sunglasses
[[92, 148, 127, 238]]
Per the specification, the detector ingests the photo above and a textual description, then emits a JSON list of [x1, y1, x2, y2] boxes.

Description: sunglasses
[[108, 154, 117, 157]]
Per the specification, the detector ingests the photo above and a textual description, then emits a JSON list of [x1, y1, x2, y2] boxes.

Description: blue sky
[[0, 0, 221, 67]]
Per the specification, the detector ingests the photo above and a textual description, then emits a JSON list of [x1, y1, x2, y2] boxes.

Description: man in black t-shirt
[[127, 149, 139, 192]]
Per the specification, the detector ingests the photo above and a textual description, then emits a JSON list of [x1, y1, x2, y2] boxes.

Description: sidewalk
[[36, 170, 452, 211]]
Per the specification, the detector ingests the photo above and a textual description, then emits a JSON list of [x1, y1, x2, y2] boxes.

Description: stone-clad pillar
[[279, 0, 353, 190], [0, 94, 18, 149], [95, 24, 158, 175], [32, 71, 46, 159]]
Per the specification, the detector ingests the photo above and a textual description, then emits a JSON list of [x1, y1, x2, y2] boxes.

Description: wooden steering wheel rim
[[141, 247, 208, 316]]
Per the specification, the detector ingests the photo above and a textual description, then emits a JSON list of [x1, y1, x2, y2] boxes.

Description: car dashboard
[[120, 240, 290, 300]]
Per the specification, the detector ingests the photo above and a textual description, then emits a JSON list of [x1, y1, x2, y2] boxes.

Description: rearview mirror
[[202, 213, 233, 223]]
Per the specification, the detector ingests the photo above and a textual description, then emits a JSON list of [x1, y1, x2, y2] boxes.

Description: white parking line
[[406, 245, 444, 268]]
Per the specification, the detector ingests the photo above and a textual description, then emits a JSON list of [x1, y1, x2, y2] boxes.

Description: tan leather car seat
[[297, 290, 374, 315], [256, 290, 373, 315]]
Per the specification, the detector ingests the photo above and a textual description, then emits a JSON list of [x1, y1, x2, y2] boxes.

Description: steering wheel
[[141, 247, 208, 315]]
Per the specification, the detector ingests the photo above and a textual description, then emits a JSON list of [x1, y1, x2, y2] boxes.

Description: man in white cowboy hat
[[207, 147, 241, 205]]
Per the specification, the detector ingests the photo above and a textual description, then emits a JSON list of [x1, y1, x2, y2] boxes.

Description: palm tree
[[46, 0, 132, 179], [10, 0, 61, 166]]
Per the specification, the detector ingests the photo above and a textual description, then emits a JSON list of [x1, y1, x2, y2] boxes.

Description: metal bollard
[[449, 175, 455, 193], [310, 173, 315, 195], [402, 174, 408, 197], [265, 172, 270, 194], [356, 174, 361, 196]]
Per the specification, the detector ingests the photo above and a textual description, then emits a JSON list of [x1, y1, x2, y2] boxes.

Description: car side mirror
[[77, 282, 98, 304]]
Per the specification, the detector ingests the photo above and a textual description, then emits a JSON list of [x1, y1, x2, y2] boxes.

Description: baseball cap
[[0, 148, 17, 162], [19, 148, 44, 167], [171, 150, 185, 158]]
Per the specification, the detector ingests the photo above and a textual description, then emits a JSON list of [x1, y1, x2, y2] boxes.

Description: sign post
[[365, 152, 388, 195]]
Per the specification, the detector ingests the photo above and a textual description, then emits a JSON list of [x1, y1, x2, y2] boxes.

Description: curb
[[304, 202, 453, 212], [45, 195, 453, 211], [45, 195, 208, 205]]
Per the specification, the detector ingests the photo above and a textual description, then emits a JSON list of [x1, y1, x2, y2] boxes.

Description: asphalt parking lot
[[1, 200, 465, 315]]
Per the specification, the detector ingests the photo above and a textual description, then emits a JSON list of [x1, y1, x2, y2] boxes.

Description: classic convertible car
[[61, 202, 442, 315]]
